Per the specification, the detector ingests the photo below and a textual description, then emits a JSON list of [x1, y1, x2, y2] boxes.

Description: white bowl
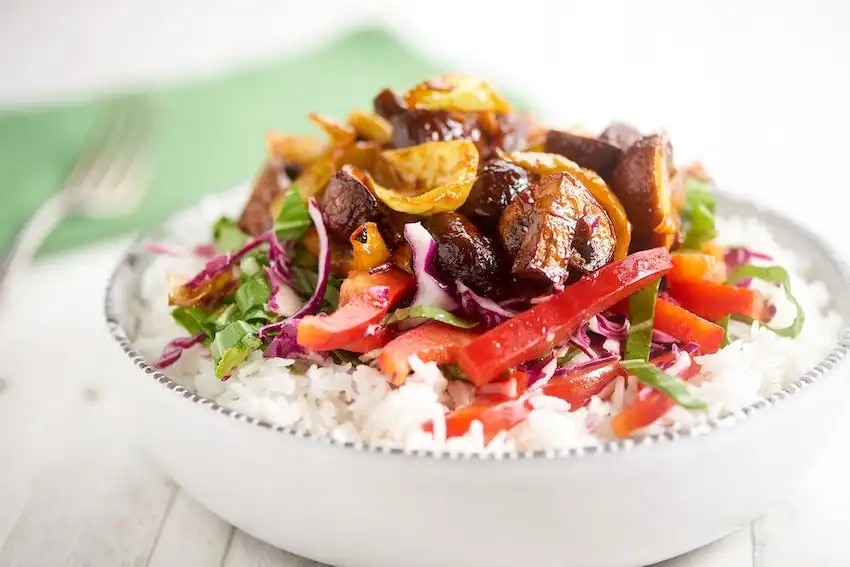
[[105, 189, 850, 567]]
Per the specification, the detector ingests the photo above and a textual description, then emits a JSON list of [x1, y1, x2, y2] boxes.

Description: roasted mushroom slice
[[544, 129, 623, 182], [423, 212, 510, 297], [320, 165, 383, 243], [373, 88, 406, 120], [459, 157, 531, 232], [500, 173, 616, 287], [610, 133, 676, 251], [238, 161, 290, 236], [389, 109, 482, 151], [599, 121, 642, 151]]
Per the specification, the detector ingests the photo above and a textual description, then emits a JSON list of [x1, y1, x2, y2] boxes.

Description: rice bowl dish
[[130, 75, 843, 455]]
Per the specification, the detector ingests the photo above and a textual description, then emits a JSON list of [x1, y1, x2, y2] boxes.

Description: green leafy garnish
[[624, 279, 660, 361], [441, 364, 473, 382], [384, 305, 478, 329], [557, 346, 582, 366], [213, 217, 248, 252], [727, 265, 805, 338], [680, 178, 718, 250], [717, 315, 732, 348], [171, 306, 214, 337], [274, 186, 311, 240], [621, 359, 708, 411], [234, 276, 272, 313], [290, 265, 341, 311], [331, 350, 363, 365], [210, 321, 262, 378], [209, 304, 239, 331]]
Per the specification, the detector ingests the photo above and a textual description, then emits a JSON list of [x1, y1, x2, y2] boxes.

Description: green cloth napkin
[[0, 28, 440, 255]]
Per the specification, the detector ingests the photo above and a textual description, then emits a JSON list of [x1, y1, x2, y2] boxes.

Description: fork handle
[[0, 194, 72, 299]]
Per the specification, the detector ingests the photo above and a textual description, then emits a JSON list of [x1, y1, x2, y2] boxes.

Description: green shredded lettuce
[[621, 359, 707, 411], [290, 265, 341, 311], [680, 178, 718, 250], [726, 265, 805, 338], [171, 306, 214, 337], [716, 314, 732, 347], [384, 305, 477, 329], [441, 364, 474, 382], [624, 280, 660, 361], [234, 276, 272, 313], [274, 185, 311, 240], [213, 217, 248, 252], [210, 321, 262, 378]]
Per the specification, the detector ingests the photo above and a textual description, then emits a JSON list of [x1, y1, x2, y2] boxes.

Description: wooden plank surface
[[1, 242, 849, 567]]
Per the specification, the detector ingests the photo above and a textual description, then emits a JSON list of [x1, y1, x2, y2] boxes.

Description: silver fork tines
[[0, 96, 155, 298]]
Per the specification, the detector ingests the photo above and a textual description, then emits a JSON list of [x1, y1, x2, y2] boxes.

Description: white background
[[1, 1, 849, 566]]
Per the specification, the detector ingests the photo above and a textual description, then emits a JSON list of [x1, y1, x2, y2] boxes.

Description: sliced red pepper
[[377, 322, 481, 386], [610, 351, 702, 438], [424, 398, 532, 442], [457, 248, 673, 386], [668, 280, 766, 322], [297, 267, 414, 351], [340, 324, 396, 353], [668, 253, 726, 284], [653, 298, 724, 354], [541, 358, 627, 409]]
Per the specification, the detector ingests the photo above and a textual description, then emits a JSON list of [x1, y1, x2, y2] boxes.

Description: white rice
[[132, 215, 842, 453]]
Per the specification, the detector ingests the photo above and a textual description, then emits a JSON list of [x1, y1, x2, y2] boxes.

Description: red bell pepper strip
[[424, 398, 532, 442], [297, 267, 414, 351], [668, 280, 766, 322], [653, 298, 724, 354], [457, 248, 673, 386], [610, 351, 702, 438], [340, 324, 396, 354], [668, 253, 726, 284], [541, 358, 627, 409], [377, 322, 481, 386]]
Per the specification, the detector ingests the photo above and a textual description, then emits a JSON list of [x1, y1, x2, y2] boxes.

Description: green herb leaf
[[624, 279, 661, 361], [209, 304, 239, 331], [384, 305, 478, 329], [331, 350, 363, 365], [213, 217, 248, 252], [210, 321, 262, 378], [717, 314, 732, 348], [441, 364, 473, 382], [290, 266, 341, 311], [242, 307, 272, 323], [680, 179, 718, 250], [234, 276, 272, 313], [171, 306, 213, 337], [621, 359, 708, 411], [274, 186, 311, 240], [726, 265, 805, 338], [557, 346, 582, 366]]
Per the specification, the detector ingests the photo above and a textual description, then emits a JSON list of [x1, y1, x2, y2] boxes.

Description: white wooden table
[[0, 240, 849, 567]]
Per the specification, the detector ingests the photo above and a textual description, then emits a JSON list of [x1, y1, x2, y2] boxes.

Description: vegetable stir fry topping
[[155, 74, 805, 439]]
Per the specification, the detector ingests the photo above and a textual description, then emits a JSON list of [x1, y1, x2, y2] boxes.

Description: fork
[[0, 97, 154, 298]]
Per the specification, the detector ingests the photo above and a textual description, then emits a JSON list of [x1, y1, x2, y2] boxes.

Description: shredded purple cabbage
[[185, 235, 269, 289], [651, 329, 679, 344], [525, 354, 557, 387], [265, 236, 294, 314], [193, 243, 218, 258], [724, 247, 773, 272], [154, 333, 205, 369], [569, 324, 597, 359], [551, 354, 618, 378], [259, 198, 331, 345], [456, 281, 517, 329], [263, 319, 305, 359], [590, 312, 629, 340], [404, 222, 458, 312]]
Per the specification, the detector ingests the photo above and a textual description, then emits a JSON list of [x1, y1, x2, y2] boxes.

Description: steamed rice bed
[[133, 214, 841, 453]]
